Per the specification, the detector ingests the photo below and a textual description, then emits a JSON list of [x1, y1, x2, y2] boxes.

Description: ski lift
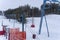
[[32, 34, 36, 39], [43, 3, 51, 9], [0, 25, 6, 35], [31, 24, 35, 28], [39, 0, 59, 37], [21, 13, 26, 32], [39, 0, 50, 37], [31, 8, 35, 28]]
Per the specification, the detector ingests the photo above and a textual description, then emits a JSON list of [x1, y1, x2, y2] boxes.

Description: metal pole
[[39, 9, 44, 34], [39, 0, 46, 34], [44, 16, 49, 37], [32, 8, 34, 25], [39, 0, 49, 37], [22, 13, 25, 32]]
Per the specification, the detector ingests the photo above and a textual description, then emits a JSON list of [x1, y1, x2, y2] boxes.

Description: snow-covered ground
[[0, 14, 60, 40]]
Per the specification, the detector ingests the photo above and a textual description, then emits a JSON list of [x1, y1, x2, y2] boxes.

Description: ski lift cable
[[32, 8, 34, 25], [31, 7, 35, 28]]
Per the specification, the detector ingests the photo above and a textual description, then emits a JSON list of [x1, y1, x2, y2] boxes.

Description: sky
[[0, 0, 43, 11], [0, 0, 60, 11]]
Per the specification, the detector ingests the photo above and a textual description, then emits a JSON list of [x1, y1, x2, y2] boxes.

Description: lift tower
[[39, 0, 58, 37]]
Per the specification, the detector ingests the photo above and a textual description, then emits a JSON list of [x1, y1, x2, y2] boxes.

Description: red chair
[[0, 31, 6, 35], [0, 26, 6, 35], [32, 34, 36, 39], [31, 24, 35, 28]]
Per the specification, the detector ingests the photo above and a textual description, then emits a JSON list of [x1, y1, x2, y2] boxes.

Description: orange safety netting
[[9, 28, 26, 40]]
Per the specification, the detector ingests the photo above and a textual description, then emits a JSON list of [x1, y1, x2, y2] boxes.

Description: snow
[[0, 35, 8, 40], [0, 14, 60, 40], [26, 14, 60, 40]]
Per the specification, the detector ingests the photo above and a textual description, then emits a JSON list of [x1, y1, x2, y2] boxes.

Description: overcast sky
[[0, 0, 43, 11], [0, 0, 60, 11]]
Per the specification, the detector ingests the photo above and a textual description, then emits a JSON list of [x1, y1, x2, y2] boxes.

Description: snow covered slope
[[0, 15, 22, 40], [0, 14, 60, 40], [26, 14, 60, 40]]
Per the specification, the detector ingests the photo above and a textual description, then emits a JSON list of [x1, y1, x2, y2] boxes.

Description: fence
[[9, 28, 26, 40]]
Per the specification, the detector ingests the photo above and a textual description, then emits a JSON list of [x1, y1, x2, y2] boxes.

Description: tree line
[[4, 3, 60, 22]]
